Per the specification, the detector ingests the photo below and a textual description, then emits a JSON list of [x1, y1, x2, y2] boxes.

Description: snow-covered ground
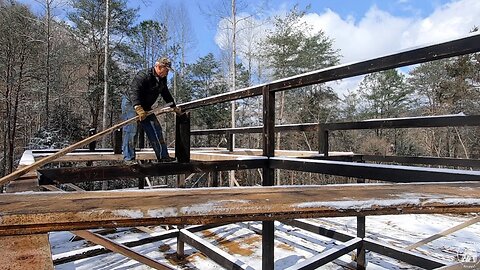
[[51, 214, 480, 269]]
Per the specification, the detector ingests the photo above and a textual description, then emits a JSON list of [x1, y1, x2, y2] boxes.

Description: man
[[122, 57, 182, 163]]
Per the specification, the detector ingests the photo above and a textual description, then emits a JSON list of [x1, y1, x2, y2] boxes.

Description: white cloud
[[214, 0, 480, 95], [304, 0, 480, 64]]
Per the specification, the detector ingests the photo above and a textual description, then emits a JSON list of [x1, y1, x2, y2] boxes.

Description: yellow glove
[[172, 106, 183, 116], [134, 105, 147, 121]]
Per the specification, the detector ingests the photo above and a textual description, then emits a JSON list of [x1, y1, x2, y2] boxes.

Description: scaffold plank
[[0, 234, 53, 270]]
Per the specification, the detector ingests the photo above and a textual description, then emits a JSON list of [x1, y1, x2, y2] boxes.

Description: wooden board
[[0, 182, 479, 236], [0, 234, 53, 270]]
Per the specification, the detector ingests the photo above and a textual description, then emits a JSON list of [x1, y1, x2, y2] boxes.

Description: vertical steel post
[[262, 85, 275, 270], [226, 132, 234, 152], [88, 128, 97, 151], [138, 124, 145, 149], [357, 177, 366, 270], [318, 126, 329, 156], [113, 129, 122, 154], [175, 112, 190, 163]]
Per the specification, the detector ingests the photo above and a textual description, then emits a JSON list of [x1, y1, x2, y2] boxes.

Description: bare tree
[[101, 0, 110, 148]]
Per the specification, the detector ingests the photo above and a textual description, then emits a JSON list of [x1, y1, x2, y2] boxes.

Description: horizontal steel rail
[[191, 123, 317, 135], [180, 33, 480, 111], [364, 239, 447, 269], [322, 114, 480, 131], [38, 159, 267, 184], [270, 157, 480, 182], [362, 155, 480, 168], [191, 114, 480, 136]]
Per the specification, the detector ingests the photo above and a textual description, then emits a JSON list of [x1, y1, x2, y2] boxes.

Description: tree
[[0, 3, 44, 175], [260, 5, 340, 151], [67, 0, 137, 133], [185, 54, 230, 143], [358, 69, 411, 119]]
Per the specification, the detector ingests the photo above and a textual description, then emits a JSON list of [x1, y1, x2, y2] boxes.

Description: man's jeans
[[121, 95, 169, 161]]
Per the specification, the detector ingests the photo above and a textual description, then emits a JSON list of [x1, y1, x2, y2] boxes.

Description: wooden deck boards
[[0, 234, 53, 270], [0, 182, 479, 236]]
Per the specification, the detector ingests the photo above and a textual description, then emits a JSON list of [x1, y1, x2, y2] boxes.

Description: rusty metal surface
[[0, 182, 479, 236], [0, 234, 53, 270]]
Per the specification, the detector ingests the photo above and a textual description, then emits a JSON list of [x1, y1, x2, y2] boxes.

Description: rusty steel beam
[[38, 159, 267, 184]]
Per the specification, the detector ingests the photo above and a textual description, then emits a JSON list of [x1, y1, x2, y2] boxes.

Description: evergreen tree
[[358, 69, 411, 119], [67, 0, 137, 129], [259, 5, 341, 152]]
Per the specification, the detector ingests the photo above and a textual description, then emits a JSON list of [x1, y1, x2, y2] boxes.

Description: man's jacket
[[127, 68, 175, 111]]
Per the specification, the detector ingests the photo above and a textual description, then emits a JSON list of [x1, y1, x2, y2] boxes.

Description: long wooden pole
[[0, 105, 174, 186]]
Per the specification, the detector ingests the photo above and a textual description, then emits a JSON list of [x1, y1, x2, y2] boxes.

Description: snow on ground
[[51, 214, 480, 269]]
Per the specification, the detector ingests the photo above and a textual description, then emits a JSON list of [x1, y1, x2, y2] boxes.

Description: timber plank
[[0, 182, 479, 235], [0, 234, 53, 270]]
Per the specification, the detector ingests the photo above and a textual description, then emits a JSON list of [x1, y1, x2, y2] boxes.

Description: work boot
[[159, 156, 176, 162], [125, 159, 137, 165]]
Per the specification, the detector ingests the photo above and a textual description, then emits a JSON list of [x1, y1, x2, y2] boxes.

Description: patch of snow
[[112, 210, 144, 219]]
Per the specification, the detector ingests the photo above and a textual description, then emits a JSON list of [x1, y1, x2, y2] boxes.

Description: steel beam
[[323, 115, 480, 131], [285, 238, 362, 270], [281, 219, 355, 242], [270, 157, 480, 182], [38, 159, 267, 184], [362, 155, 480, 168], [179, 229, 252, 270], [181, 33, 480, 110], [364, 239, 446, 269]]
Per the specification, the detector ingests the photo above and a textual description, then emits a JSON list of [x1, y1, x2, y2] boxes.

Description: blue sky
[[123, 0, 456, 63], [128, 0, 478, 66]]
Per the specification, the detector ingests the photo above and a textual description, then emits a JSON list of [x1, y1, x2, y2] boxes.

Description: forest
[[1, 0, 479, 182]]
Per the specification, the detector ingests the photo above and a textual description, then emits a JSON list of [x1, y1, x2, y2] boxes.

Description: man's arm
[[160, 84, 176, 108]]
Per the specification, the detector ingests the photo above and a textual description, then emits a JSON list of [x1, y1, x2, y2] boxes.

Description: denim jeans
[[121, 95, 169, 161]]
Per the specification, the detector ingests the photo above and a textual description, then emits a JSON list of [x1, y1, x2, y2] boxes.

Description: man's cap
[[157, 57, 172, 70]]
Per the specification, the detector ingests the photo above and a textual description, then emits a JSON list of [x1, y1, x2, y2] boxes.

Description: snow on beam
[[0, 182, 480, 236]]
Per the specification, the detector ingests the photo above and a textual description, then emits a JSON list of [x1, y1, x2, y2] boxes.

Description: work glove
[[134, 105, 147, 121], [172, 106, 183, 116]]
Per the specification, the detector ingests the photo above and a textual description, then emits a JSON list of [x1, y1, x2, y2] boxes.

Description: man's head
[[154, 57, 172, 78]]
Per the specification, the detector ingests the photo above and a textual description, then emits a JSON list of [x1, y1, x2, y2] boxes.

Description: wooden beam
[[0, 234, 53, 270], [72, 230, 173, 270], [1, 182, 480, 236], [406, 216, 480, 250], [38, 159, 267, 184]]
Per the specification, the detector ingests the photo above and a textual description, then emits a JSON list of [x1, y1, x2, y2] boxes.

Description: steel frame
[[5, 33, 480, 270]]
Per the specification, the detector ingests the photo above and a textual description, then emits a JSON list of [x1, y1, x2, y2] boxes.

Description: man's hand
[[134, 105, 147, 121], [172, 106, 183, 116]]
